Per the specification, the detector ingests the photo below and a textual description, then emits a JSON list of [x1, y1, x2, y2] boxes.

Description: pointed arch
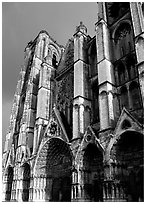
[[5, 166, 14, 201], [91, 80, 99, 123], [82, 143, 103, 201], [74, 127, 104, 201], [125, 54, 137, 80], [88, 38, 97, 77], [22, 163, 31, 201], [113, 20, 134, 59], [117, 61, 126, 84], [129, 81, 142, 110], [34, 138, 73, 201], [107, 131, 144, 201], [52, 53, 57, 68], [120, 86, 129, 109], [114, 22, 131, 43]]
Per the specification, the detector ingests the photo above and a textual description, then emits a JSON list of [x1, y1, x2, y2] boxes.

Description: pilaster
[[96, 3, 117, 132], [73, 22, 91, 140]]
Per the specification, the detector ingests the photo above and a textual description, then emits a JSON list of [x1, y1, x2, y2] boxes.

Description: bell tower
[[32, 31, 63, 154]]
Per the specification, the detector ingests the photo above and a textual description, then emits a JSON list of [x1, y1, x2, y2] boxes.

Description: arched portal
[[35, 138, 72, 202], [22, 163, 31, 201], [5, 166, 13, 201], [83, 143, 103, 201], [46, 138, 72, 201], [110, 131, 143, 201]]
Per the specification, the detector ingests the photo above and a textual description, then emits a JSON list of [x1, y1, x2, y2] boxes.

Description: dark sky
[[2, 2, 98, 150]]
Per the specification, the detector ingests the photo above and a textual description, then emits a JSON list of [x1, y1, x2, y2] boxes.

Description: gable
[[114, 107, 143, 137], [3, 144, 15, 169], [43, 106, 69, 143], [75, 126, 104, 167]]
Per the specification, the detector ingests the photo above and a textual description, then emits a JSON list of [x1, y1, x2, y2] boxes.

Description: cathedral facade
[[2, 2, 144, 202]]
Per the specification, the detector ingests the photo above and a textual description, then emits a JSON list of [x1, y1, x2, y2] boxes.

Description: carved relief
[[47, 120, 57, 136], [57, 72, 73, 104], [56, 72, 73, 128]]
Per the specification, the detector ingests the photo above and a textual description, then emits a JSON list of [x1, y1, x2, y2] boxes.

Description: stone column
[[45, 177, 53, 201], [104, 162, 128, 202], [71, 170, 79, 201]]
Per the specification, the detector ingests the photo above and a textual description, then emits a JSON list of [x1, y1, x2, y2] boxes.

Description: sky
[[2, 2, 98, 150]]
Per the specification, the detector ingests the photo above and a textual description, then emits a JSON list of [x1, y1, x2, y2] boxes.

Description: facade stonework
[[3, 2, 144, 202]]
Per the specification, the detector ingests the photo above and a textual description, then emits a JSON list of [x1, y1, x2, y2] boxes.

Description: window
[[5, 167, 14, 201], [42, 38, 46, 58], [141, 2, 144, 16], [22, 163, 30, 201], [126, 55, 137, 80], [129, 81, 141, 110], [91, 82, 99, 123], [52, 54, 57, 68], [118, 62, 126, 85], [114, 22, 134, 59], [88, 40, 97, 78], [120, 86, 129, 109]]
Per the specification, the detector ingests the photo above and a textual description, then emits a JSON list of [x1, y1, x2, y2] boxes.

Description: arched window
[[126, 54, 137, 80], [114, 22, 134, 59], [117, 62, 126, 85], [42, 38, 46, 59], [5, 166, 14, 201], [129, 81, 141, 110], [120, 86, 129, 109], [91, 82, 99, 123], [141, 2, 144, 16], [22, 163, 30, 201], [115, 23, 131, 43], [52, 53, 57, 68], [88, 39, 97, 78]]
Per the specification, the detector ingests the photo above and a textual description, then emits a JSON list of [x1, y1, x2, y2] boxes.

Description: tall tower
[[2, 31, 63, 201]]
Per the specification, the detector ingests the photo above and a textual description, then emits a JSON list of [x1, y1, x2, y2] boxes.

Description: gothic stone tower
[[2, 2, 144, 202]]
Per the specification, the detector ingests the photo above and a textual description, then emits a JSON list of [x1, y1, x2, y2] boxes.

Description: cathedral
[[2, 2, 144, 202]]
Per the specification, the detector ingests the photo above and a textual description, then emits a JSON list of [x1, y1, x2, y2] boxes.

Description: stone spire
[[76, 21, 87, 35]]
